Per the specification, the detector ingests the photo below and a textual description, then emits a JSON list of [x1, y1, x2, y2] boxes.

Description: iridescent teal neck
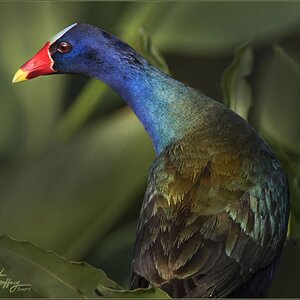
[[93, 55, 204, 154]]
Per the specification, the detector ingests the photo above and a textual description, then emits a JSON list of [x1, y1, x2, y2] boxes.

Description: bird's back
[[130, 97, 289, 297]]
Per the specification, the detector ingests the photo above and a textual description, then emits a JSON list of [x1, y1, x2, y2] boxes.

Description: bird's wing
[[130, 127, 289, 297]]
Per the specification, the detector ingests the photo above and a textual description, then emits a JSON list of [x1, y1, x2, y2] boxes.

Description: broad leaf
[[254, 45, 300, 155], [0, 235, 121, 298], [222, 42, 253, 120]]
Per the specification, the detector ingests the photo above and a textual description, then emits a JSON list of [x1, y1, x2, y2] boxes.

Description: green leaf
[[136, 27, 170, 74], [254, 45, 300, 155], [0, 235, 121, 298], [222, 42, 253, 120], [97, 284, 170, 298]]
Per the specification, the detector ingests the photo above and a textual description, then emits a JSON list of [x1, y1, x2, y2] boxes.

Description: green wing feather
[[131, 105, 289, 297]]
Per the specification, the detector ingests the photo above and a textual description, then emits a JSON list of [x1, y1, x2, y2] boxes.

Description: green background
[[0, 2, 299, 297]]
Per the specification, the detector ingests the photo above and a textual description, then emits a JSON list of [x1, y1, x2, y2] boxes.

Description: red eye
[[58, 42, 71, 53]]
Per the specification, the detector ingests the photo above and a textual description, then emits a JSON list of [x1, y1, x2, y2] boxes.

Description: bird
[[12, 23, 290, 297]]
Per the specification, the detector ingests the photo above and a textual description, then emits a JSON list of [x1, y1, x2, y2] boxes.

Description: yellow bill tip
[[12, 68, 29, 84]]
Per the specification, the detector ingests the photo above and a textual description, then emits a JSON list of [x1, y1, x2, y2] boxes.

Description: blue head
[[51, 23, 135, 79], [12, 23, 147, 88], [51, 23, 106, 77]]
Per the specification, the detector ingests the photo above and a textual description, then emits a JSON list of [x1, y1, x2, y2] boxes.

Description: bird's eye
[[57, 42, 71, 53]]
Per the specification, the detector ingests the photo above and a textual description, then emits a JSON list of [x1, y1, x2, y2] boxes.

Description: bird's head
[[12, 23, 121, 83]]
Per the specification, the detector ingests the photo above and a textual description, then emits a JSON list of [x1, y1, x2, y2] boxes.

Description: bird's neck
[[92, 47, 205, 154]]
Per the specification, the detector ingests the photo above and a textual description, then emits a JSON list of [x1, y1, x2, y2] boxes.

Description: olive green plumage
[[130, 98, 289, 297]]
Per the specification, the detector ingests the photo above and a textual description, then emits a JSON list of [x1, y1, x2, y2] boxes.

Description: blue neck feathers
[[95, 54, 203, 153]]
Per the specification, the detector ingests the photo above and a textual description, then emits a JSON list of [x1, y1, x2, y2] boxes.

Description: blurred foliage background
[[0, 1, 300, 297]]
